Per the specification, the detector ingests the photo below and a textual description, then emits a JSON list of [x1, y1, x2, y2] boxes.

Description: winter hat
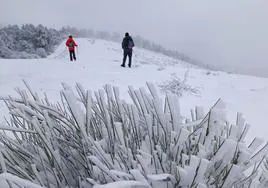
[[125, 32, 129, 37]]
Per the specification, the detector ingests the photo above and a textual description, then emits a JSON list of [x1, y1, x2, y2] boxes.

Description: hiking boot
[[128, 64, 131, 68], [121, 64, 125, 67]]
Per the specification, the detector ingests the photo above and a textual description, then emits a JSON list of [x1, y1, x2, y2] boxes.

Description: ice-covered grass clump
[[0, 83, 267, 187], [159, 72, 200, 97]]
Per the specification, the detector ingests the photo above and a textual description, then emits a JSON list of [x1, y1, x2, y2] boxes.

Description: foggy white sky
[[1, 0, 268, 76]]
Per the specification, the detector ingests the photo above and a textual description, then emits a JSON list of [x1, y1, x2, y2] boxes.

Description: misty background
[[1, 0, 268, 77]]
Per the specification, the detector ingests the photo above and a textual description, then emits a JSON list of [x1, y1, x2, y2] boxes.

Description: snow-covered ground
[[0, 38, 268, 142]]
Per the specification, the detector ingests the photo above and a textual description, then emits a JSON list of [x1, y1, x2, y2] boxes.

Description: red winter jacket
[[66, 38, 78, 51]]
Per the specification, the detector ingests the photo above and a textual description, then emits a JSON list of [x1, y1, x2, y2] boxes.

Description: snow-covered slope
[[0, 38, 268, 142]]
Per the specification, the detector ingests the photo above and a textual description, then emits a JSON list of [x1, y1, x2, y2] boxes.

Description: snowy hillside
[[0, 38, 268, 143]]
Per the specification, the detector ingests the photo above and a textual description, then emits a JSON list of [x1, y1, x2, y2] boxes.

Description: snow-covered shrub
[[0, 24, 63, 59], [0, 83, 267, 187], [159, 72, 200, 97], [16, 40, 35, 54], [0, 46, 13, 58], [35, 48, 47, 58]]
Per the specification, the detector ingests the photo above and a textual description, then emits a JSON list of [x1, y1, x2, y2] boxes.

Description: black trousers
[[69, 50, 76, 61], [122, 49, 132, 67]]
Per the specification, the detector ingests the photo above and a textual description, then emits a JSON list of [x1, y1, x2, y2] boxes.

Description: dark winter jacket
[[66, 38, 78, 51], [122, 36, 135, 50]]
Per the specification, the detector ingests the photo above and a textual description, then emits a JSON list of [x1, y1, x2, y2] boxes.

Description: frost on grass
[[0, 83, 267, 187], [159, 72, 200, 97]]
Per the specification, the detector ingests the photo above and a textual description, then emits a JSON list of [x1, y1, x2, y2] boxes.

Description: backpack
[[69, 41, 74, 47], [128, 39, 134, 49]]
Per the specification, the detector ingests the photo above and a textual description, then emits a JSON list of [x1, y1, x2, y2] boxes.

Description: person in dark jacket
[[121, 32, 135, 68], [65, 35, 78, 61]]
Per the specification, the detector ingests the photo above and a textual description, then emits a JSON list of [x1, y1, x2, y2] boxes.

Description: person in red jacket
[[65, 35, 78, 61]]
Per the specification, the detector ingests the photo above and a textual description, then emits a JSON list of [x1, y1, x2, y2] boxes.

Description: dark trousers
[[69, 50, 76, 61], [122, 49, 132, 67]]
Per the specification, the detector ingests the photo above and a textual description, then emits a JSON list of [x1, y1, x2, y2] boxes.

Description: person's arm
[[73, 39, 78, 46], [65, 39, 69, 47], [122, 38, 126, 49]]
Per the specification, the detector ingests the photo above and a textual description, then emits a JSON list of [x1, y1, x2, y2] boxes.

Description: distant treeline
[[0, 24, 202, 67]]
